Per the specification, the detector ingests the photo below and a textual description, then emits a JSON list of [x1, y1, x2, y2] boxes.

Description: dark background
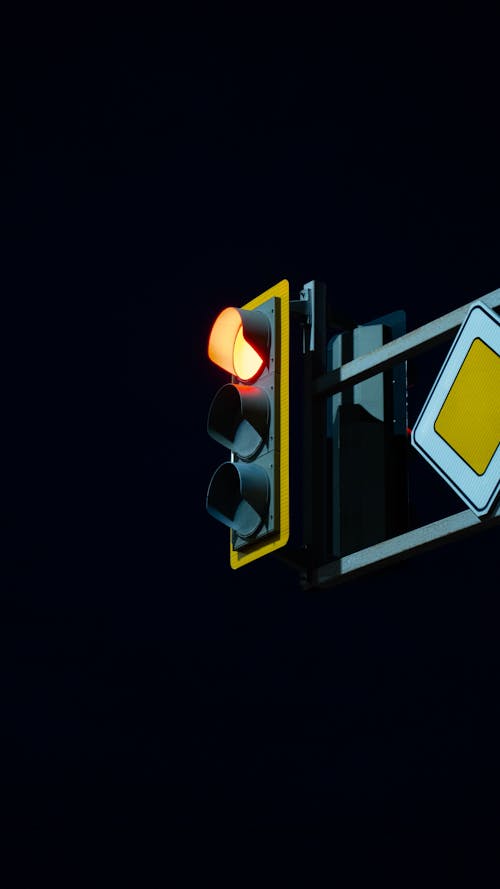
[[2, 7, 500, 884]]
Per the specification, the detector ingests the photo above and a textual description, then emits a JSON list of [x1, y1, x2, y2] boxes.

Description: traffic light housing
[[206, 279, 290, 569], [327, 311, 409, 557]]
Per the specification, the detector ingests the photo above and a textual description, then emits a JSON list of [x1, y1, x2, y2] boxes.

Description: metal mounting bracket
[[290, 281, 316, 353]]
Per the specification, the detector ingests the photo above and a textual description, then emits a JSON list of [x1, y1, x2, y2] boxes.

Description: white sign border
[[411, 300, 500, 516]]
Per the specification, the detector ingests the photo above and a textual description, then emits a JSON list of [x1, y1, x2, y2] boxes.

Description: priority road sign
[[411, 300, 500, 517]]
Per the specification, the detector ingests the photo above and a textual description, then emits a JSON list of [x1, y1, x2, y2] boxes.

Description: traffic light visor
[[208, 307, 269, 382]]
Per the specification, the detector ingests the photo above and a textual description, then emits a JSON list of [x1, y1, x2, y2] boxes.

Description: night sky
[[2, 8, 500, 885]]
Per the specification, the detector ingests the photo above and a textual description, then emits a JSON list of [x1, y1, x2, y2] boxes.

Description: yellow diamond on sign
[[434, 338, 500, 475], [411, 300, 500, 517]]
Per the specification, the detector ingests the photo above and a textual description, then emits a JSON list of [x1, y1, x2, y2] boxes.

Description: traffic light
[[206, 279, 290, 569]]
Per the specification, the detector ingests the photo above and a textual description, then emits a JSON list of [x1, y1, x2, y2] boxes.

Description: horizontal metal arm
[[312, 288, 500, 399], [302, 499, 500, 590]]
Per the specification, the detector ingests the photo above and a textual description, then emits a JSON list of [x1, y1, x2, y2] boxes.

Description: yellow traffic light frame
[[230, 279, 290, 569]]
